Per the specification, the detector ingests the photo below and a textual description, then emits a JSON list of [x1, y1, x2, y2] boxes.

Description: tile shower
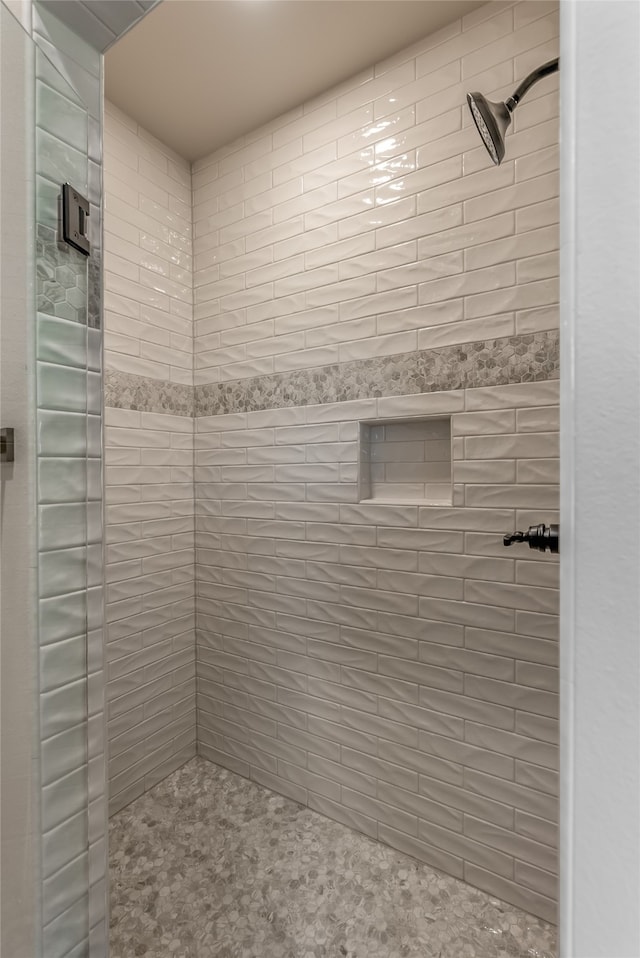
[[102, 0, 560, 940], [0, 0, 562, 952]]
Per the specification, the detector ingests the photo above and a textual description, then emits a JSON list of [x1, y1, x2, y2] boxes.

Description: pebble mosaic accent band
[[104, 369, 194, 416], [104, 330, 559, 417], [195, 330, 559, 417]]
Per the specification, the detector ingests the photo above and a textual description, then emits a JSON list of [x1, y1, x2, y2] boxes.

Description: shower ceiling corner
[[37, 0, 160, 53]]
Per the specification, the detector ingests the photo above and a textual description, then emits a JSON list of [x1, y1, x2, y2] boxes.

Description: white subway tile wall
[[191, 3, 559, 387], [195, 382, 559, 922], [191, 0, 560, 923], [103, 103, 196, 814], [104, 101, 193, 387]]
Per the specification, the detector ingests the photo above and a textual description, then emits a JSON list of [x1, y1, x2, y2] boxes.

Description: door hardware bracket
[[62, 183, 90, 256], [1, 427, 15, 463]]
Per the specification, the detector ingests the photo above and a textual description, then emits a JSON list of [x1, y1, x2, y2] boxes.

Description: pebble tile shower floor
[[109, 758, 557, 958]]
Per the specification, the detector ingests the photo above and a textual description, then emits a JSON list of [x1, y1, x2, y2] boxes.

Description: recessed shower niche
[[359, 417, 452, 504]]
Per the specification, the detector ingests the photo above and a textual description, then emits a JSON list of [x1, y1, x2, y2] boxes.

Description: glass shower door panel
[[35, 38, 91, 958]]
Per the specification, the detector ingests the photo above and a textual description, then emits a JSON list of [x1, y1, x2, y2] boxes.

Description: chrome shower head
[[466, 92, 512, 165], [467, 57, 559, 166]]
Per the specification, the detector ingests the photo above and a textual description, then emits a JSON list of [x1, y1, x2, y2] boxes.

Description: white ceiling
[[105, 0, 485, 162]]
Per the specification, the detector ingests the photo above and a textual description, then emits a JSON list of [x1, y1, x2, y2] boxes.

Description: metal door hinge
[[62, 183, 90, 256], [1, 427, 15, 463]]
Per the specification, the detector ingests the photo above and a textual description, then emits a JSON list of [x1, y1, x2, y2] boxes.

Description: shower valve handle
[[503, 523, 559, 553]]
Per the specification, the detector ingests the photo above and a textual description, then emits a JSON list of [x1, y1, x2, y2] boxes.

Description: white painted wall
[[560, 1, 640, 955], [0, 7, 38, 956]]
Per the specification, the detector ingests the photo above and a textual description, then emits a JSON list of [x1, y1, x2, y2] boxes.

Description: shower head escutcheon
[[466, 57, 559, 165]]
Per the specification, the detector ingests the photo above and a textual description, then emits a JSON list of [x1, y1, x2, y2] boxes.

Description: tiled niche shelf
[[359, 417, 452, 505]]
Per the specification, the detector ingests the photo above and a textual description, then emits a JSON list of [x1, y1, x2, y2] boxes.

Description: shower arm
[[505, 57, 559, 112]]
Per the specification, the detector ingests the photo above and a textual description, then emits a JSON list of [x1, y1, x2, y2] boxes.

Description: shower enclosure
[[1, 1, 639, 956]]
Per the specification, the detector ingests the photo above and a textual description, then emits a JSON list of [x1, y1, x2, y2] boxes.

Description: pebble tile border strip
[[104, 369, 194, 416], [105, 330, 558, 418], [197, 330, 559, 416]]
